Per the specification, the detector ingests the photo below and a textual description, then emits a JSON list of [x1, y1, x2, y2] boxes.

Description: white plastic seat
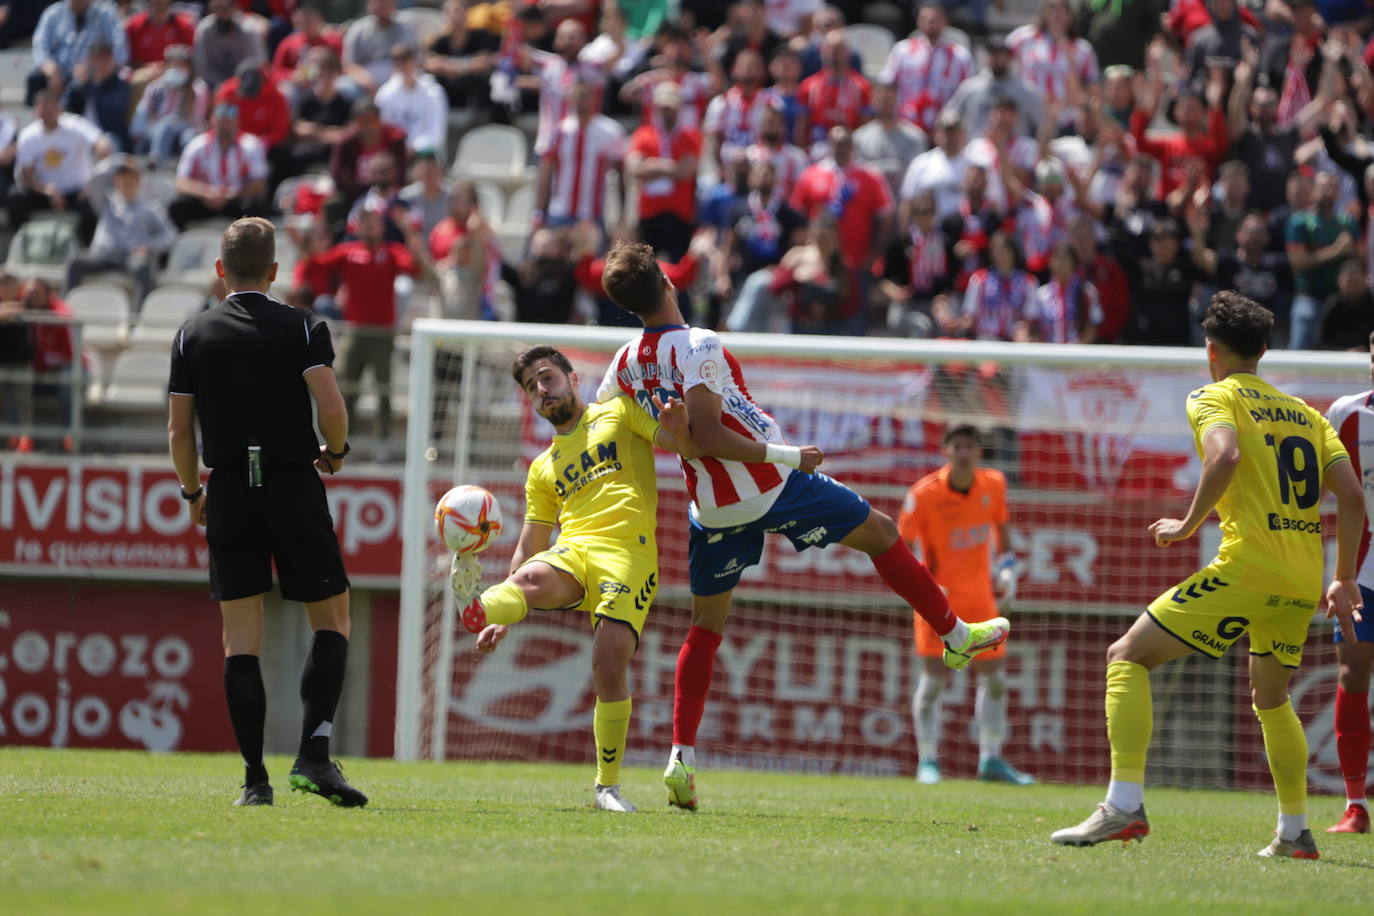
[[0, 49, 30, 105], [66, 284, 132, 347], [451, 125, 529, 186], [162, 228, 226, 287], [397, 7, 445, 48], [104, 349, 173, 406], [472, 180, 505, 227], [131, 288, 200, 344], [845, 25, 896, 79], [5, 217, 79, 282], [502, 183, 533, 233]]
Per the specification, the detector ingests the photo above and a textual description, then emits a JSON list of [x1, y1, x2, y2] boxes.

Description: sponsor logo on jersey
[[1267, 513, 1322, 533]]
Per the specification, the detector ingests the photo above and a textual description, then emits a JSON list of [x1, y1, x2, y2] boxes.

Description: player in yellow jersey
[[450, 346, 698, 811], [1051, 292, 1366, 859]]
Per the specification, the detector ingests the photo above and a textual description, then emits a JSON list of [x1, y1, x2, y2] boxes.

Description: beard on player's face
[[539, 393, 578, 425]]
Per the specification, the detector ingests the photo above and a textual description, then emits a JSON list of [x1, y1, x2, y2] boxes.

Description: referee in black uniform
[[168, 217, 367, 808]]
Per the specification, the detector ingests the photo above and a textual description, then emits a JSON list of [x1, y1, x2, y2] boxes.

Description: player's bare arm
[[167, 393, 206, 527], [1150, 425, 1241, 547], [1323, 455, 1366, 641], [684, 384, 823, 472]]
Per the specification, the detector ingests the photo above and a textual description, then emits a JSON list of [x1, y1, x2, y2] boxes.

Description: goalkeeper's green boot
[[943, 617, 1011, 670]]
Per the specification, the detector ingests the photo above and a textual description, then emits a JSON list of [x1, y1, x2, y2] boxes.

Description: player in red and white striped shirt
[[1006, 0, 1098, 109], [702, 49, 773, 173], [796, 32, 872, 152], [1324, 371, 1374, 835], [596, 243, 1010, 811], [535, 78, 627, 227], [880, 3, 974, 133], [169, 103, 269, 228]]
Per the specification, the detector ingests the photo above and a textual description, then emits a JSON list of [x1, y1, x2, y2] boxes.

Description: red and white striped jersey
[[544, 114, 627, 223], [531, 50, 605, 155], [176, 131, 268, 193], [598, 325, 791, 525], [746, 140, 809, 199], [1005, 27, 1098, 106], [703, 86, 777, 155], [879, 34, 973, 132], [797, 70, 872, 144], [1326, 391, 1374, 589], [642, 70, 714, 132], [963, 134, 1039, 211]]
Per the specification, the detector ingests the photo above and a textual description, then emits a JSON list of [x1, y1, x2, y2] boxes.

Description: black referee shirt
[[168, 291, 335, 469]]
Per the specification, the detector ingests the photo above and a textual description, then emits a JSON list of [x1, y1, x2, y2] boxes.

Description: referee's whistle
[[248, 440, 263, 488]]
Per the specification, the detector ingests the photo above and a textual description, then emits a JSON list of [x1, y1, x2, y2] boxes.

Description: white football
[[434, 485, 503, 554]]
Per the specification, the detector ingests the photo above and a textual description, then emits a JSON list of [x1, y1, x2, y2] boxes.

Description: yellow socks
[[479, 580, 529, 626], [1255, 700, 1308, 817], [594, 698, 633, 787], [1106, 660, 1152, 785]]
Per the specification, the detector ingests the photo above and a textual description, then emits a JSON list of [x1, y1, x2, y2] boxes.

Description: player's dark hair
[[512, 346, 574, 386], [601, 242, 665, 317], [944, 424, 983, 446], [1201, 291, 1273, 360], [220, 217, 276, 285]]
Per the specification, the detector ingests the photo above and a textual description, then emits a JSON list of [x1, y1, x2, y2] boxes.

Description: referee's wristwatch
[[326, 442, 351, 461], [180, 485, 203, 501]]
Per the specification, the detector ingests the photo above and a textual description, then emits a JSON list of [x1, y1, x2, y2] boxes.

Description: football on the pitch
[[434, 485, 503, 554]]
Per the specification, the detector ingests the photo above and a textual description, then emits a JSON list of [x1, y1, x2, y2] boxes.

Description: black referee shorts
[[205, 465, 350, 603]]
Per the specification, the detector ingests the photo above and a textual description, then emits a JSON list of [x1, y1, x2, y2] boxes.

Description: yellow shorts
[[1145, 566, 1317, 669], [523, 538, 658, 637]]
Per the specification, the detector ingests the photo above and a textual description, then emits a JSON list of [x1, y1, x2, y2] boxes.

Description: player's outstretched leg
[[1328, 639, 1374, 833], [842, 509, 1010, 668], [289, 594, 368, 808], [974, 665, 1034, 785], [665, 592, 732, 810]]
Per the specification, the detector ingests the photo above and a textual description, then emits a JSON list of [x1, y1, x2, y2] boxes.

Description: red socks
[[872, 540, 958, 636], [1335, 686, 1371, 800], [673, 626, 723, 746]]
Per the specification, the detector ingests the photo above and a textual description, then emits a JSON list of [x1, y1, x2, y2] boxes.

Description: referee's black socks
[[299, 629, 349, 764], [224, 655, 269, 786]]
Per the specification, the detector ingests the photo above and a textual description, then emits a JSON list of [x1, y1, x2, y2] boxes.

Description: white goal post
[[397, 319, 1364, 790]]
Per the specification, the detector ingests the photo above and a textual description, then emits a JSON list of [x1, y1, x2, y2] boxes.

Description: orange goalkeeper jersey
[[898, 466, 1007, 607]]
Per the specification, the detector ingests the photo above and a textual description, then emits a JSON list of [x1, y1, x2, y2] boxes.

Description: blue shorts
[[688, 471, 870, 596], [1332, 585, 1374, 644]]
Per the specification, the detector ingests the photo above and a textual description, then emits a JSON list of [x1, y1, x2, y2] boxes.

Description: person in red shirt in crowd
[[627, 82, 701, 261], [126, 0, 197, 90], [1130, 71, 1228, 198], [22, 278, 78, 453], [796, 31, 872, 155], [326, 98, 409, 231], [316, 205, 425, 439], [427, 179, 486, 262], [272, 3, 344, 90], [788, 126, 894, 335], [214, 60, 291, 155], [1067, 212, 1130, 342], [291, 220, 343, 317]]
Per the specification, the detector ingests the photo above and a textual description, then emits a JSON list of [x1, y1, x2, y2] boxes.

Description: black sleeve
[[883, 235, 910, 285], [301, 313, 335, 373], [168, 323, 195, 396]]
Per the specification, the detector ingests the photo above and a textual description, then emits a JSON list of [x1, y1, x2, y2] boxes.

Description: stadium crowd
[[1, 0, 1373, 450]]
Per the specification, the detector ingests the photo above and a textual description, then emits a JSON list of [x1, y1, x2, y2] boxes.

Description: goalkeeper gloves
[[993, 551, 1018, 606]]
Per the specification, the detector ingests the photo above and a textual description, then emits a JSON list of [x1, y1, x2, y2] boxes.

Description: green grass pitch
[[1, 748, 1371, 916]]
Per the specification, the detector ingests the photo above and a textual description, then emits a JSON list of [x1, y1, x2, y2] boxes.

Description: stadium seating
[[502, 183, 533, 234], [161, 227, 227, 287], [103, 349, 173, 407], [844, 25, 896, 79], [473, 180, 505, 228], [5, 217, 78, 283], [130, 287, 200, 345], [0, 48, 29, 106], [66, 284, 132, 348], [452, 125, 530, 188], [139, 172, 178, 210]]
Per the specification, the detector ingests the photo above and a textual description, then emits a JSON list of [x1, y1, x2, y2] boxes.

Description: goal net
[[398, 320, 1364, 794]]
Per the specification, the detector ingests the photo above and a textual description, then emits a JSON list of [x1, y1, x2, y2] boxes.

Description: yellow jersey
[[524, 396, 661, 551], [1187, 372, 1349, 598]]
